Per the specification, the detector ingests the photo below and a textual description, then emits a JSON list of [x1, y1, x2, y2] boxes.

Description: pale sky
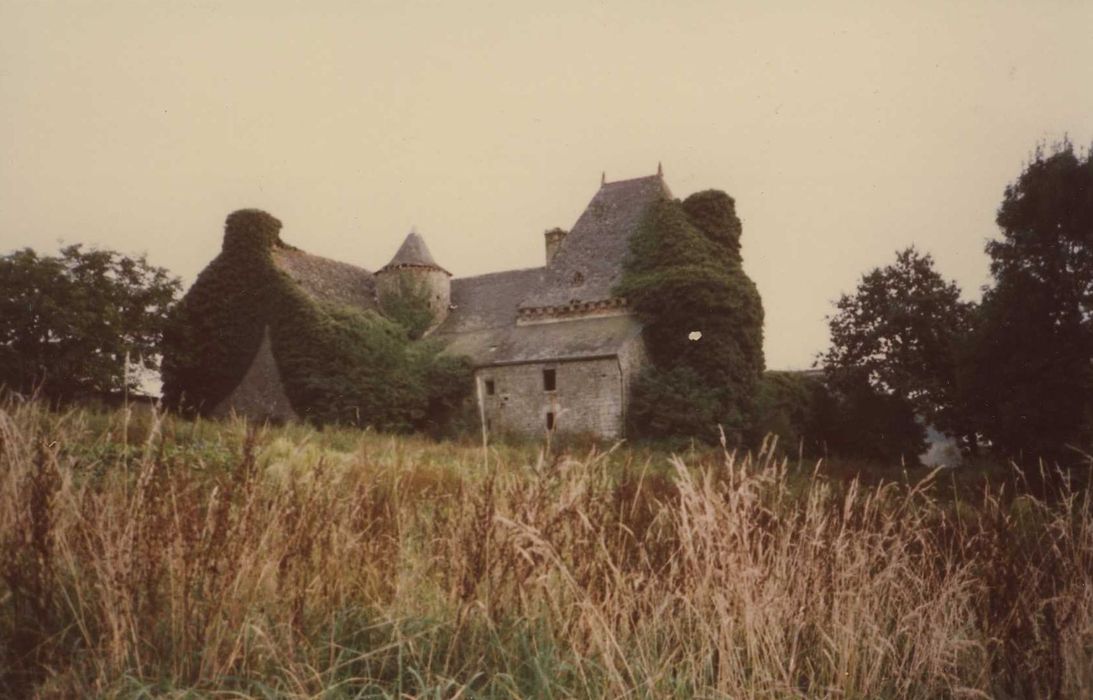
[[2, 1, 1091, 370]]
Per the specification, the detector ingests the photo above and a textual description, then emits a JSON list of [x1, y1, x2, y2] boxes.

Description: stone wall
[[478, 357, 624, 439], [616, 332, 649, 430], [376, 267, 451, 327]]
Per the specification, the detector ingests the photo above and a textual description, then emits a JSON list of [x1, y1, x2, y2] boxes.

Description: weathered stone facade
[[479, 357, 625, 439]]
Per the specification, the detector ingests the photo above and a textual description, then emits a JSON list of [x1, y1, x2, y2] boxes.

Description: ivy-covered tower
[[375, 229, 452, 334]]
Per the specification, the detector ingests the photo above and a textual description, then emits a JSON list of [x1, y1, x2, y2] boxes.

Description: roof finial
[[410, 224, 418, 235], [657, 161, 663, 177], [601, 171, 606, 186]]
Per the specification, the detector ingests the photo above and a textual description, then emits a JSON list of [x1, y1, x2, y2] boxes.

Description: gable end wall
[[478, 357, 624, 439]]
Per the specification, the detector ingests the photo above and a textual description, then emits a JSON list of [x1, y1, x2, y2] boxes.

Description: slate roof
[[438, 267, 547, 334], [519, 173, 671, 311], [272, 246, 378, 312], [439, 315, 644, 368], [380, 230, 450, 275]]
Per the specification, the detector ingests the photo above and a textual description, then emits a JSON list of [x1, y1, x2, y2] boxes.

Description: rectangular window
[[485, 379, 495, 396], [543, 368, 556, 392], [546, 412, 555, 430]]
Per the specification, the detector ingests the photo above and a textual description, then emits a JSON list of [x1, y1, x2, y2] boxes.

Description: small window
[[543, 368, 556, 392], [546, 412, 555, 430], [485, 379, 495, 396]]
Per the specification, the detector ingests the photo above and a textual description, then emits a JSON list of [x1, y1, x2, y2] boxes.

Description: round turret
[[375, 229, 451, 333]]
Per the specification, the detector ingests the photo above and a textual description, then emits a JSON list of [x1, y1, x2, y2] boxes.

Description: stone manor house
[[215, 168, 674, 438]]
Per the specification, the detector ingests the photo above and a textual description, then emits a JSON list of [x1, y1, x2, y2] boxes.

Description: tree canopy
[[822, 247, 974, 433], [961, 141, 1093, 460], [0, 245, 180, 401], [616, 190, 764, 443]]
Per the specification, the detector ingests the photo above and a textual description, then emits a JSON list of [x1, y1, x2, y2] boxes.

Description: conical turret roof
[[379, 229, 450, 275]]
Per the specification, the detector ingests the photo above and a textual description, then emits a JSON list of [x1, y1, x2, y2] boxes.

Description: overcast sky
[[2, 0, 1091, 370]]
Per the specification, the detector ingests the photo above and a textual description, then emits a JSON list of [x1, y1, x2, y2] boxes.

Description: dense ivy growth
[[161, 210, 471, 432], [377, 271, 436, 340], [616, 190, 765, 443]]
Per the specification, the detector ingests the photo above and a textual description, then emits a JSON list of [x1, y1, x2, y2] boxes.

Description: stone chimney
[[544, 227, 567, 266]]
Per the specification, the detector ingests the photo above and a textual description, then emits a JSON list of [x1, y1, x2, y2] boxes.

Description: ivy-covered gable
[[161, 210, 471, 432]]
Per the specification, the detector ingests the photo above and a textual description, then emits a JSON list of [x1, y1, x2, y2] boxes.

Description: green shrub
[[753, 371, 834, 456]]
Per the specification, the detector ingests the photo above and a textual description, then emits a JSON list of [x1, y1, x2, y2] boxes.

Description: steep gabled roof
[[379, 230, 450, 275], [519, 173, 671, 311], [272, 246, 378, 312]]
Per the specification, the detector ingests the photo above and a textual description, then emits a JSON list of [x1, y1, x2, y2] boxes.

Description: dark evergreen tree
[[961, 141, 1093, 461]]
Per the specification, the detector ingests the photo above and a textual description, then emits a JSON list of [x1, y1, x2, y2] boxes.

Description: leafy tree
[[617, 191, 765, 442], [962, 141, 1093, 461], [821, 247, 974, 437], [0, 245, 180, 401]]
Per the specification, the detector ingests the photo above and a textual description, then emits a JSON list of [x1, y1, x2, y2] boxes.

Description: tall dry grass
[[0, 400, 1090, 698]]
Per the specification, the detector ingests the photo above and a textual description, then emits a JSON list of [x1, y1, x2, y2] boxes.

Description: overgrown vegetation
[[160, 210, 471, 432], [821, 247, 972, 456], [753, 370, 834, 456], [0, 245, 180, 402], [376, 270, 436, 340], [1, 401, 1090, 698], [961, 140, 1093, 461], [617, 190, 764, 445], [820, 141, 1092, 464]]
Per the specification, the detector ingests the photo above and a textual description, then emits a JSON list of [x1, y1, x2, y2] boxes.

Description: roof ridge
[[452, 266, 545, 282], [601, 173, 663, 187]]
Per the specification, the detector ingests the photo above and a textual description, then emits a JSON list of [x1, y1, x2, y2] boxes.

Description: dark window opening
[[543, 368, 556, 392], [546, 412, 555, 430], [485, 379, 495, 395]]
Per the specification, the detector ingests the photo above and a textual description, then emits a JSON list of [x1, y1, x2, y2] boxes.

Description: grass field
[[1, 400, 1090, 698]]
